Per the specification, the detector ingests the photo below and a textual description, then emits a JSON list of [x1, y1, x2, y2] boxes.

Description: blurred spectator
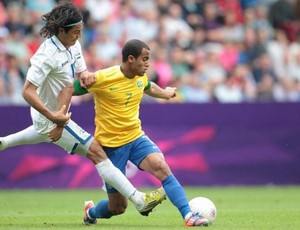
[[216, 0, 244, 23], [152, 46, 173, 88], [161, 2, 194, 48], [85, 0, 113, 23], [0, 50, 8, 104], [179, 72, 212, 103], [252, 53, 277, 84], [156, 0, 172, 15], [214, 64, 256, 102], [219, 10, 244, 43], [6, 26, 30, 71], [0, 1, 8, 26], [133, 6, 160, 42], [109, 0, 144, 43], [256, 73, 275, 101], [169, 45, 191, 84], [202, 1, 223, 42], [219, 40, 239, 72], [268, 0, 299, 42], [273, 77, 300, 101], [201, 43, 226, 88], [91, 27, 121, 67], [180, 0, 204, 30], [243, 27, 266, 65], [253, 5, 274, 40], [287, 32, 300, 82], [2, 54, 26, 105], [26, 31, 43, 56], [24, 0, 56, 35], [266, 29, 290, 79]]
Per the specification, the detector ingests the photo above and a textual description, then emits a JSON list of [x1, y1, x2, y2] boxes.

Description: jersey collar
[[50, 35, 67, 51]]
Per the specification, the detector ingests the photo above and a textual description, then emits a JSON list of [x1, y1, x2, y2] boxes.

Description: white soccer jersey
[[26, 36, 87, 134]]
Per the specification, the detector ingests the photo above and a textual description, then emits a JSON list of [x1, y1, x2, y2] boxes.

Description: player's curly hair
[[122, 39, 150, 63], [39, 0, 83, 38]]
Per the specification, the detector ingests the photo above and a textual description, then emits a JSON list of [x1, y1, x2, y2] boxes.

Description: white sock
[[128, 190, 146, 211], [0, 126, 45, 151], [184, 212, 193, 221], [95, 159, 137, 199]]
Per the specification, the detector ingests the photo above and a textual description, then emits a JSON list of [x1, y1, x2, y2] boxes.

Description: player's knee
[[153, 160, 171, 179], [109, 204, 127, 216], [86, 140, 108, 164]]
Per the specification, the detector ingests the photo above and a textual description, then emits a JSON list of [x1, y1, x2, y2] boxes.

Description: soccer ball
[[189, 197, 217, 224]]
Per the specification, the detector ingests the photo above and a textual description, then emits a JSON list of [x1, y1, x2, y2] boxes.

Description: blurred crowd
[[1, 0, 300, 105]]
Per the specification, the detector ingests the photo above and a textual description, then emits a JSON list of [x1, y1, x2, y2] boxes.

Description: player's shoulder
[[33, 38, 60, 61], [30, 42, 53, 65]]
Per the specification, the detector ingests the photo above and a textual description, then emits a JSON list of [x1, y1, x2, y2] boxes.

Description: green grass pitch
[[0, 186, 300, 229]]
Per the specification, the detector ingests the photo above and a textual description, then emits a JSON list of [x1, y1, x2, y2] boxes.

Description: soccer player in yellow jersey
[[58, 39, 209, 227]]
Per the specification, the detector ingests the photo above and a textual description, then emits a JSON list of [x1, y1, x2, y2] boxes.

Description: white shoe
[[0, 138, 4, 151], [83, 200, 97, 225], [185, 212, 209, 227]]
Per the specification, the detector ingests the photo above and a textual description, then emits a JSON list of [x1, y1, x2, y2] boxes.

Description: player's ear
[[58, 28, 65, 34], [128, 55, 134, 63]]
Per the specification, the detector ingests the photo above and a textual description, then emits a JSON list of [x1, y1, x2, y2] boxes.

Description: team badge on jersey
[[137, 80, 144, 88]]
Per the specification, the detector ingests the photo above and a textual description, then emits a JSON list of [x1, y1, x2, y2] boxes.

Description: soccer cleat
[[139, 187, 167, 216], [185, 212, 209, 227], [83, 200, 97, 225]]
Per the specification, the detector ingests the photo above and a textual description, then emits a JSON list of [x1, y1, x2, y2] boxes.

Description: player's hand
[[51, 105, 71, 127], [80, 71, 96, 88], [48, 125, 64, 142], [165, 87, 177, 99]]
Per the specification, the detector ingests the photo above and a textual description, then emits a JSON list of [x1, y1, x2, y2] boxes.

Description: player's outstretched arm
[[144, 82, 177, 100]]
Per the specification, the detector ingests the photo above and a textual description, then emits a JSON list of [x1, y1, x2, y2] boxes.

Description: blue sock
[[89, 199, 113, 219], [162, 174, 191, 219]]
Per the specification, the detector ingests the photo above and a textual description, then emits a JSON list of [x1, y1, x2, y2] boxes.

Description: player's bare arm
[[144, 82, 177, 100], [48, 83, 75, 142], [22, 80, 71, 127]]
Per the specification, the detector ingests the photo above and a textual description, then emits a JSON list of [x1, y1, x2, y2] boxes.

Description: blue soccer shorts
[[102, 134, 162, 193]]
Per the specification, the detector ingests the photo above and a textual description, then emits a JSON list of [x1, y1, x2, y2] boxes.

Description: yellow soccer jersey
[[87, 65, 150, 147]]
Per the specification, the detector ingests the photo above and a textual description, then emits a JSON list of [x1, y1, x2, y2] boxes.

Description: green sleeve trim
[[73, 79, 89, 95], [144, 81, 151, 91]]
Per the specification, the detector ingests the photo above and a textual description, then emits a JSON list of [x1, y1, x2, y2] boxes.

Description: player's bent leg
[[107, 192, 128, 215]]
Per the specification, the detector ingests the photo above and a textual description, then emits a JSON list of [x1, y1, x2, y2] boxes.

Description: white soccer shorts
[[53, 119, 93, 156]]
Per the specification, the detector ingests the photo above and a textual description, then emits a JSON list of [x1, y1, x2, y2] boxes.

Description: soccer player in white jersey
[[0, 0, 165, 222]]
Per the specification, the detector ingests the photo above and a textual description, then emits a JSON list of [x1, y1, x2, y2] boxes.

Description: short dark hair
[[39, 0, 83, 38], [122, 39, 150, 63]]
